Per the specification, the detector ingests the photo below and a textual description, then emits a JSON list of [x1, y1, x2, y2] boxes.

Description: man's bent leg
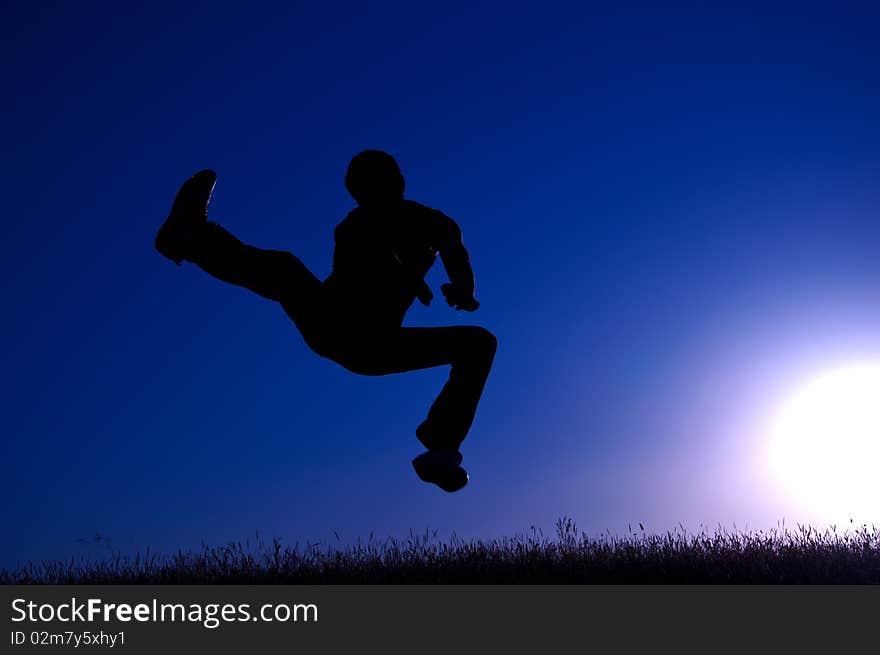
[[417, 327, 496, 452], [340, 326, 497, 452]]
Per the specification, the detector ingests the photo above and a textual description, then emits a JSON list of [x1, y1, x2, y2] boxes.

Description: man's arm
[[434, 211, 480, 311]]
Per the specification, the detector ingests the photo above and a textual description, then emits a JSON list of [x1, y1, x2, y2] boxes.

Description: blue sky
[[2, 1, 880, 568]]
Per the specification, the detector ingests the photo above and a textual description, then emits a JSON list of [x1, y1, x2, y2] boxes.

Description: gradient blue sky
[[3, 1, 880, 568]]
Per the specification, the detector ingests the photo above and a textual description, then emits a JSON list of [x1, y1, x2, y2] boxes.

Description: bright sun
[[767, 364, 880, 523]]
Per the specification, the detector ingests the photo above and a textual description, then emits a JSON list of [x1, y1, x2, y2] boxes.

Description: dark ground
[[5, 519, 880, 584]]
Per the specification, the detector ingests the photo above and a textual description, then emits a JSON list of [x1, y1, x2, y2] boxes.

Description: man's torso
[[323, 200, 447, 327]]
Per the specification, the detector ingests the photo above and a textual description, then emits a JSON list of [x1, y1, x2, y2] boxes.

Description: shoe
[[155, 169, 217, 265], [412, 450, 468, 492]]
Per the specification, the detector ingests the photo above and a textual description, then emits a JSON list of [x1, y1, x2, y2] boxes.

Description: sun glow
[[767, 364, 880, 523]]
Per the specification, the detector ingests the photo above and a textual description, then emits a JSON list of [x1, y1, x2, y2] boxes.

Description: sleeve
[[434, 210, 476, 298]]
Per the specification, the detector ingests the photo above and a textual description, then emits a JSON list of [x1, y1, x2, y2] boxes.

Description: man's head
[[345, 150, 405, 208]]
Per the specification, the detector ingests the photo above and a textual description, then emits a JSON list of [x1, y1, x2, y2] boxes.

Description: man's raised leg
[[156, 170, 323, 336]]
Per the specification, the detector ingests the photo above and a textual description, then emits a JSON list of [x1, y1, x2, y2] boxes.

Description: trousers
[[186, 222, 497, 452]]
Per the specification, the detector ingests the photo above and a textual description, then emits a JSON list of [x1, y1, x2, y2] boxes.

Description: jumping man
[[155, 150, 497, 492]]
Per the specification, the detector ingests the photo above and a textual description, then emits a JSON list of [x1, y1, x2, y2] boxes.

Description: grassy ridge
[[4, 518, 880, 584]]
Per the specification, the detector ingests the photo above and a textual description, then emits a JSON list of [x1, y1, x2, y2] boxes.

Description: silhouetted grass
[[4, 518, 880, 584]]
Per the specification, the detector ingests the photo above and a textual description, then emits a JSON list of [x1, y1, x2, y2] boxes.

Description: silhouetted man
[[155, 150, 496, 492]]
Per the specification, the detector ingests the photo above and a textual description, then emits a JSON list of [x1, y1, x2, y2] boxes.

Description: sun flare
[[767, 364, 880, 523]]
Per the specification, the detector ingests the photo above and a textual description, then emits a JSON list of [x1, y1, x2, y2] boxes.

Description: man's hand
[[441, 283, 480, 311]]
